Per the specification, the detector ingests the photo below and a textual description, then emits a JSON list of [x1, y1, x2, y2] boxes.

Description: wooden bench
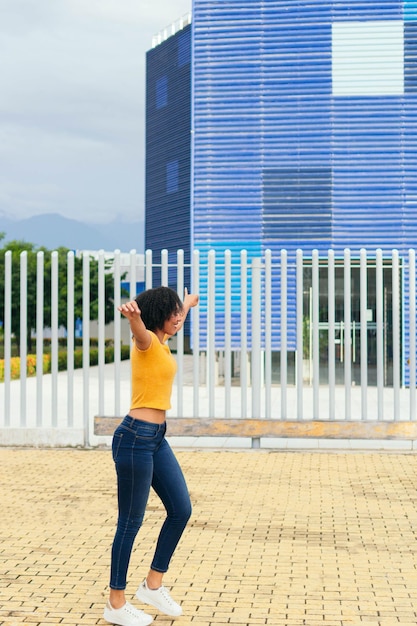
[[94, 416, 417, 441]]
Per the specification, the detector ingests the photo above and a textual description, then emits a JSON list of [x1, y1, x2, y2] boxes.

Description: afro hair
[[135, 286, 183, 332]]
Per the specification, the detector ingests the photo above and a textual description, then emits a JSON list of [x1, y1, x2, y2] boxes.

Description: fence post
[[251, 257, 262, 415], [51, 251, 59, 426], [360, 248, 368, 420], [392, 249, 400, 419], [114, 250, 121, 417], [161, 249, 168, 286], [129, 249, 137, 301], [251, 257, 261, 447], [98, 250, 105, 418], [145, 249, 153, 288], [296, 249, 303, 420], [265, 250, 272, 419], [176, 249, 184, 417], [83, 252, 90, 446], [208, 250, 216, 416], [240, 250, 248, 418], [409, 249, 416, 420], [376, 249, 384, 420], [20, 251, 27, 426], [36, 251, 44, 426], [67, 251, 74, 427], [328, 249, 335, 420], [4, 251, 12, 426], [192, 249, 200, 418], [280, 250, 287, 420], [312, 249, 319, 419], [344, 248, 352, 420], [224, 249, 232, 419]]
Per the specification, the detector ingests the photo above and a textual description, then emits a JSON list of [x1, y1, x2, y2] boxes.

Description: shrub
[[0, 345, 130, 382], [0, 353, 51, 381]]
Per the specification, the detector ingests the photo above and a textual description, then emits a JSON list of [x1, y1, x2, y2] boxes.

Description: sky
[[0, 0, 191, 224]]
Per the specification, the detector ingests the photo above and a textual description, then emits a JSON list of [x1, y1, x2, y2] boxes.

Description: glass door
[[303, 261, 398, 386]]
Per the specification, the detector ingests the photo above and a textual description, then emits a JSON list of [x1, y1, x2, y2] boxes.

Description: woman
[[104, 286, 199, 626]]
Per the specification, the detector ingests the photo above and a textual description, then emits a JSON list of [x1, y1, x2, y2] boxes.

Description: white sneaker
[[103, 600, 153, 626], [136, 580, 182, 617]]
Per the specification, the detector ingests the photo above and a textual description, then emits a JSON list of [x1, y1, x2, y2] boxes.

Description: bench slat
[[94, 416, 417, 440]]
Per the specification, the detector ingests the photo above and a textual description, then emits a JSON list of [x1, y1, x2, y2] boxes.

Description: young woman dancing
[[104, 286, 199, 626]]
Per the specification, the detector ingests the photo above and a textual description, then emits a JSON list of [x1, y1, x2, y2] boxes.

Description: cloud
[[0, 0, 191, 223]]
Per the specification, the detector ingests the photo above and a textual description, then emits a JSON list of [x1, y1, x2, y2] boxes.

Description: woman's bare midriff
[[129, 407, 166, 424]]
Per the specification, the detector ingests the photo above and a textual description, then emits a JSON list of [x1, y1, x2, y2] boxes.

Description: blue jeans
[[109, 416, 192, 590]]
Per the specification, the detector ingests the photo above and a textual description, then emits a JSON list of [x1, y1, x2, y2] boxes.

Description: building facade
[[146, 1, 417, 381], [146, 20, 192, 276]]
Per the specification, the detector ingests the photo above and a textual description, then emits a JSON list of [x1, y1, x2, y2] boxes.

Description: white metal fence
[[0, 247, 416, 447]]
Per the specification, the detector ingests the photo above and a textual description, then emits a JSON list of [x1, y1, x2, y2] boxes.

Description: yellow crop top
[[130, 331, 177, 411]]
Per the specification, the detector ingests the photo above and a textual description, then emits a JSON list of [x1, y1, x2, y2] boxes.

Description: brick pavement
[[1, 448, 417, 626]]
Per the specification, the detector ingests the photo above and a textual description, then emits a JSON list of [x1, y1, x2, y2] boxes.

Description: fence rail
[[1, 247, 416, 448]]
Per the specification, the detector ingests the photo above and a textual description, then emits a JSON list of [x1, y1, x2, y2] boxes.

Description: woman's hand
[[117, 301, 151, 349], [117, 300, 142, 321], [170, 288, 199, 334], [183, 287, 199, 311]]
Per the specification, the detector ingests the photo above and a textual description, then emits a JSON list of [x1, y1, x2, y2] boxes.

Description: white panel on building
[[332, 21, 404, 96]]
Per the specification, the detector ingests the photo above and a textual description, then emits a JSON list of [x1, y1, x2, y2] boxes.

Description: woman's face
[[162, 309, 183, 336]]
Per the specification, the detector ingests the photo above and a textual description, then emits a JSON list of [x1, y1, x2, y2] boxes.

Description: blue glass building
[[146, 22, 192, 274], [146, 1, 417, 380]]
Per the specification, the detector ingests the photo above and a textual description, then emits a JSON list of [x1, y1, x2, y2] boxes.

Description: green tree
[[0, 240, 127, 353]]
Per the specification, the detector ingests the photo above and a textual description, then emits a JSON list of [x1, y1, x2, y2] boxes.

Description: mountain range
[[0, 213, 144, 253]]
